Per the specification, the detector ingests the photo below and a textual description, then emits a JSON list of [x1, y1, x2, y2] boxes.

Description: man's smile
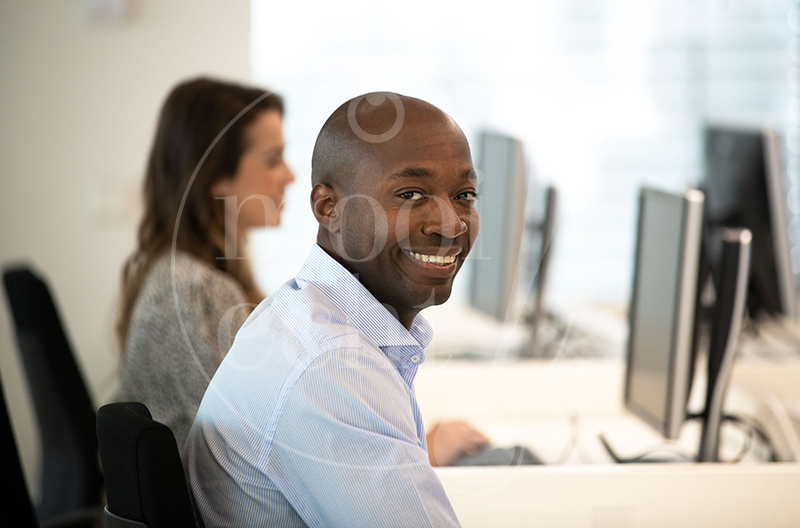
[[403, 250, 457, 265], [400, 248, 461, 278]]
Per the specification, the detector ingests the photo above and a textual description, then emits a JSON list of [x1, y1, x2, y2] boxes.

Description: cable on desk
[[597, 433, 695, 464], [724, 417, 756, 463], [686, 413, 778, 464], [598, 414, 768, 464], [686, 412, 779, 463], [552, 413, 581, 465]]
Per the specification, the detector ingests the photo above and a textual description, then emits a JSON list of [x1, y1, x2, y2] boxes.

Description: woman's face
[[212, 109, 295, 232]]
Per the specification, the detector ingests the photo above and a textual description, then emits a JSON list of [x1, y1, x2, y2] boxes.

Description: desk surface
[[435, 463, 800, 528], [418, 358, 800, 528]]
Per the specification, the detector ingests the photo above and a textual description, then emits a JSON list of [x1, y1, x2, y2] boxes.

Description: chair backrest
[[0, 367, 39, 528], [2, 266, 103, 521], [96, 402, 196, 528]]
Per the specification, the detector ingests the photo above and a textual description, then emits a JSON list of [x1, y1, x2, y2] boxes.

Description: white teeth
[[407, 251, 456, 265]]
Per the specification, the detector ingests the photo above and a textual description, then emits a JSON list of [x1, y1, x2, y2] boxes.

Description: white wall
[[0, 0, 251, 497]]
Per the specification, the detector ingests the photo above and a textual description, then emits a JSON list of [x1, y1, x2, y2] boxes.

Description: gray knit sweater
[[116, 252, 251, 451]]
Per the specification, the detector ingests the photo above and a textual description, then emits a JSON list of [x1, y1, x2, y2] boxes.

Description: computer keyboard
[[517, 311, 615, 359], [450, 445, 543, 466]]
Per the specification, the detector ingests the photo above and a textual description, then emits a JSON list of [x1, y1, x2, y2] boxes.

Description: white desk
[[435, 463, 800, 528], [417, 358, 800, 528]]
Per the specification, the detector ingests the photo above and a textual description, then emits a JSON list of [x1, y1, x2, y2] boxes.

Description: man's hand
[[426, 420, 490, 467]]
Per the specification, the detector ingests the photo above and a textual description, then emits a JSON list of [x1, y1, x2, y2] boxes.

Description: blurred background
[[1, 0, 798, 501]]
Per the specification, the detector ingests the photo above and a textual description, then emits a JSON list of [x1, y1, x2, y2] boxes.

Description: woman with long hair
[[115, 77, 294, 449]]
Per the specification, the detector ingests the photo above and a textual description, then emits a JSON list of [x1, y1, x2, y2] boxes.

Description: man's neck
[[315, 238, 417, 331], [397, 312, 418, 332]]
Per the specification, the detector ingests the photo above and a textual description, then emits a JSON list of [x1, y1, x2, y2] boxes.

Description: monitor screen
[[703, 125, 795, 318], [625, 188, 704, 439], [468, 131, 528, 321]]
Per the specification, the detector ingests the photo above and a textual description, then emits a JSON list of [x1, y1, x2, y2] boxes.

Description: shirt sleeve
[[266, 347, 461, 528]]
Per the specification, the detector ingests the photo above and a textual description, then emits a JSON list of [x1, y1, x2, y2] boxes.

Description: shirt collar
[[296, 245, 433, 365]]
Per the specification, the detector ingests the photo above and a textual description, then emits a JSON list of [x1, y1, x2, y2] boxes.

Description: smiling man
[[311, 93, 478, 327], [183, 93, 482, 527]]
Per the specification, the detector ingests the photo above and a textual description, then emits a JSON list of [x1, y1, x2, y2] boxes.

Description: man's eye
[[400, 191, 424, 200], [457, 191, 479, 201]]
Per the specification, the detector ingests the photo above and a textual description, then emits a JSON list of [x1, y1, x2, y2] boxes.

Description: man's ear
[[310, 183, 341, 233]]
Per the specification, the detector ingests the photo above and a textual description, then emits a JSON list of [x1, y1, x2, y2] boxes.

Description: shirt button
[[410, 355, 421, 363]]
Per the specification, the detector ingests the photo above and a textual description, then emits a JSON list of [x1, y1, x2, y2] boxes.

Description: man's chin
[[412, 284, 453, 311]]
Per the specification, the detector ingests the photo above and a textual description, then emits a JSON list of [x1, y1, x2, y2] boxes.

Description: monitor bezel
[[762, 128, 796, 318], [624, 187, 705, 439], [468, 131, 529, 322]]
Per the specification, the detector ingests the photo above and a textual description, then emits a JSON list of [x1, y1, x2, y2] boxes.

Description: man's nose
[[422, 197, 468, 239]]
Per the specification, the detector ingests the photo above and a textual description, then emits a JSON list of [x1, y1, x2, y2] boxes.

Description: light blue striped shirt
[[183, 244, 461, 528]]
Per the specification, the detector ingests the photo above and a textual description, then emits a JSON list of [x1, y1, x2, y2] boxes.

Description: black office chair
[[2, 266, 104, 523], [2, 366, 101, 528], [96, 402, 196, 528], [1, 367, 40, 528]]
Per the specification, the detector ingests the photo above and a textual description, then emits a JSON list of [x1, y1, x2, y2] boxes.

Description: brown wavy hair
[[117, 77, 284, 348]]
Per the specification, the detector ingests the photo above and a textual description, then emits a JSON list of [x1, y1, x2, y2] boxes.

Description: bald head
[[309, 92, 477, 329], [311, 93, 460, 192]]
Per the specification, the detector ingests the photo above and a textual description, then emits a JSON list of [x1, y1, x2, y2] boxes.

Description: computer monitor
[[624, 187, 705, 440], [623, 187, 753, 462], [702, 124, 795, 319], [468, 131, 528, 322]]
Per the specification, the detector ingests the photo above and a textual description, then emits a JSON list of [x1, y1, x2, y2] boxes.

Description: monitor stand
[[697, 229, 752, 462], [528, 185, 557, 350]]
